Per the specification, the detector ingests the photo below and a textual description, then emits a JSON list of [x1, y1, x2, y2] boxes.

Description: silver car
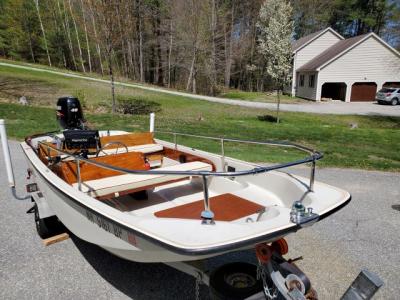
[[376, 87, 400, 105]]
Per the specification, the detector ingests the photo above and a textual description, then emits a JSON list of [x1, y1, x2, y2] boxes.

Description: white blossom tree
[[257, 0, 293, 123]]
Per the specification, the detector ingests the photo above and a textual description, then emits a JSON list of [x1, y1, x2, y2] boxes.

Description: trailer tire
[[34, 203, 60, 239], [209, 262, 263, 300]]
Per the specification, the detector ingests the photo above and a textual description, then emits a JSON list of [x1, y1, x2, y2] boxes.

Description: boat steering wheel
[[96, 141, 129, 157]]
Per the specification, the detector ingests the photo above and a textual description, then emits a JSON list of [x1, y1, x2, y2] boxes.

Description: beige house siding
[[295, 72, 318, 100], [318, 35, 400, 101], [295, 31, 342, 70], [291, 30, 342, 96]]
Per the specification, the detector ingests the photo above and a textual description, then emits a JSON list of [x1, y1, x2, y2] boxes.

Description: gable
[[295, 30, 343, 70], [292, 28, 343, 53], [319, 35, 400, 82]]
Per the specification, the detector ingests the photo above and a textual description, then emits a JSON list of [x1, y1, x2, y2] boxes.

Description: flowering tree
[[257, 0, 293, 123]]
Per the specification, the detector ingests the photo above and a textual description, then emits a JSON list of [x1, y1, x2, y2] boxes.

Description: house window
[[309, 75, 315, 88], [299, 75, 304, 87]]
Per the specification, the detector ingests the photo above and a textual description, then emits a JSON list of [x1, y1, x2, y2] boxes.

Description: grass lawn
[[0, 62, 399, 171]]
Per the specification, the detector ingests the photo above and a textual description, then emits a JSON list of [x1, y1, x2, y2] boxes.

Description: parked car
[[376, 87, 400, 105]]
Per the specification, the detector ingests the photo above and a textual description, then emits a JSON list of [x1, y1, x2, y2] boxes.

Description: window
[[299, 74, 304, 87], [309, 74, 315, 88]]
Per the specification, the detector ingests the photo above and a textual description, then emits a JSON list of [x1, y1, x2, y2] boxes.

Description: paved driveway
[[0, 140, 399, 299]]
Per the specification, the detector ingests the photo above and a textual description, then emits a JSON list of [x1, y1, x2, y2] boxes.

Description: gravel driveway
[[1, 140, 399, 299]]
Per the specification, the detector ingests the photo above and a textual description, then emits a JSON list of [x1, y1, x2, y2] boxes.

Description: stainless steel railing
[[34, 132, 322, 224]]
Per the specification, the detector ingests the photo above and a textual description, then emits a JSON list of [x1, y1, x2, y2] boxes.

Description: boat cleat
[[290, 201, 319, 227]]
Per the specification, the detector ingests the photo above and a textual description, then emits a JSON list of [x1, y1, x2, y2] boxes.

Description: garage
[[350, 82, 377, 102], [383, 82, 400, 88], [321, 82, 346, 101]]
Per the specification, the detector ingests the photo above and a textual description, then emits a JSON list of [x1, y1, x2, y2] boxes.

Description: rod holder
[[309, 154, 316, 192], [173, 133, 177, 150], [201, 176, 215, 225], [220, 138, 226, 172], [149, 112, 155, 133], [76, 158, 82, 191], [0, 119, 15, 187]]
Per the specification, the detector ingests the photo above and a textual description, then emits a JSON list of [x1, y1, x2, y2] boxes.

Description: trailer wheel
[[33, 203, 60, 239], [209, 262, 263, 300]]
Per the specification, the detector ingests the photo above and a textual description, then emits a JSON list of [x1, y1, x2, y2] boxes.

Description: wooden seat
[[154, 193, 264, 221], [99, 144, 163, 156], [73, 161, 213, 198], [54, 151, 148, 185], [100, 132, 156, 148]]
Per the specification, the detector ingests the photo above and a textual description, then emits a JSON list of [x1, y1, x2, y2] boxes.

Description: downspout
[[292, 52, 297, 97], [315, 71, 321, 102]]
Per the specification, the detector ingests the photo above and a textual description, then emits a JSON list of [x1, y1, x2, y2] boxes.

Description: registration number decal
[[84, 209, 137, 246]]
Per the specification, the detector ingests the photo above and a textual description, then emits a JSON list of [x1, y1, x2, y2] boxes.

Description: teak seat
[[73, 161, 213, 198], [54, 151, 147, 185], [100, 132, 156, 148]]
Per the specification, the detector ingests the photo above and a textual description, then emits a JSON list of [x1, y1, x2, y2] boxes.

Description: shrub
[[116, 97, 161, 115], [73, 89, 87, 108], [257, 114, 279, 123]]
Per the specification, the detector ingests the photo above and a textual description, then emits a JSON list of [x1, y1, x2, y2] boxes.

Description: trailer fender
[[32, 192, 55, 219]]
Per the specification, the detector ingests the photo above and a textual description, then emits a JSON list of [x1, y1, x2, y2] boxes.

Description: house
[[291, 27, 400, 102]]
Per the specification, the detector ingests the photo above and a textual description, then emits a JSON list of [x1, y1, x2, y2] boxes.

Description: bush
[[73, 89, 87, 108], [257, 114, 279, 123], [116, 97, 161, 115]]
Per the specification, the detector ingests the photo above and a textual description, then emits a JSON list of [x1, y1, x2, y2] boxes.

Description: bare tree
[[68, 0, 86, 72], [33, 0, 52, 66], [167, 18, 173, 88], [87, 0, 104, 75], [94, 0, 120, 113], [60, 0, 78, 70], [80, 0, 92, 72], [224, 1, 235, 88]]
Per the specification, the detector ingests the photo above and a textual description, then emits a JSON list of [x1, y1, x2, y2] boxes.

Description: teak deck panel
[[154, 193, 264, 221]]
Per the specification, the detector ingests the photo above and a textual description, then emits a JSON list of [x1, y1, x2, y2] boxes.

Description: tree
[[257, 0, 293, 123], [93, 0, 119, 113], [33, 0, 52, 66]]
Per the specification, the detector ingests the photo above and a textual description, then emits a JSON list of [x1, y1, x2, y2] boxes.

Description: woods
[[0, 0, 399, 96]]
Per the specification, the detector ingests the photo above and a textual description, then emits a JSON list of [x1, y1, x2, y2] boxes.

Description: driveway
[[254, 101, 400, 117], [1, 140, 399, 299], [1, 61, 399, 117]]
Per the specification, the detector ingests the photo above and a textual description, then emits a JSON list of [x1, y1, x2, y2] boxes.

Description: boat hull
[[23, 151, 302, 262], [21, 139, 351, 263]]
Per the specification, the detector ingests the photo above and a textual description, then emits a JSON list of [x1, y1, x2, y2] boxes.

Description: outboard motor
[[56, 96, 85, 130]]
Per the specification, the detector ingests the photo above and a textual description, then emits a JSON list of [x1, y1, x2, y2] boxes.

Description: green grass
[[0, 62, 400, 171]]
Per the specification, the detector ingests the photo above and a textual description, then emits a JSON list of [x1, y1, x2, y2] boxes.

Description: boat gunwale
[[21, 132, 351, 257], [27, 132, 323, 179]]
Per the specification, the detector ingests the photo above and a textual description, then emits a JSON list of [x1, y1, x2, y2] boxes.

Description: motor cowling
[[56, 97, 84, 130]]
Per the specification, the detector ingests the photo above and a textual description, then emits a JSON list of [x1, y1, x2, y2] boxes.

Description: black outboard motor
[[56, 96, 85, 130]]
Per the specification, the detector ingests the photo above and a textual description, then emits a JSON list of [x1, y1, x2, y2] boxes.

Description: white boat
[[14, 97, 351, 265]]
